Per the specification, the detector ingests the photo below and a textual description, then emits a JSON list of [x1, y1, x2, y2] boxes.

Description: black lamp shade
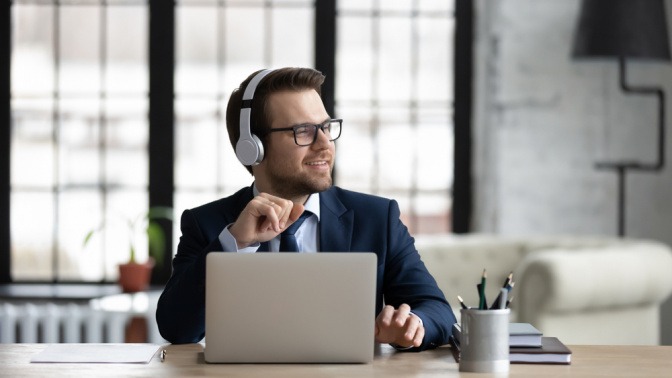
[[572, 0, 671, 60]]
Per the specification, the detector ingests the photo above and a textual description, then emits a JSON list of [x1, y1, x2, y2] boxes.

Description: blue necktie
[[279, 211, 312, 252]]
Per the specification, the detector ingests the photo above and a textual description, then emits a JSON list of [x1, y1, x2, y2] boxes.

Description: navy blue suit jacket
[[156, 185, 456, 351]]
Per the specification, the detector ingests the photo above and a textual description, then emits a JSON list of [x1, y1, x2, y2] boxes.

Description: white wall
[[472, 0, 672, 344]]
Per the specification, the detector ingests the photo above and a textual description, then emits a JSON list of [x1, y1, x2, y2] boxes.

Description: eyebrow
[[290, 117, 332, 128]]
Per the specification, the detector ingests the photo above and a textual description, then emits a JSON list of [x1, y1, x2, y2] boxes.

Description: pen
[[498, 287, 508, 309], [490, 272, 514, 309], [503, 271, 513, 288], [457, 295, 469, 310], [161, 349, 166, 362]]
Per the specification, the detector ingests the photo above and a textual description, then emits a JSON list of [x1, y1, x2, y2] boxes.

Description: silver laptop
[[204, 252, 377, 363]]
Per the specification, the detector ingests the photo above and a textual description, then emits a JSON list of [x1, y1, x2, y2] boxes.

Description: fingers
[[229, 193, 302, 247], [405, 314, 424, 347], [374, 304, 425, 348], [253, 193, 294, 233], [394, 304, 412, 327], [257, 194, 304, 232]]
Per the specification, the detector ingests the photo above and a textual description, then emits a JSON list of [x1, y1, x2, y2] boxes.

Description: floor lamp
[[572, 0, 671, 236]]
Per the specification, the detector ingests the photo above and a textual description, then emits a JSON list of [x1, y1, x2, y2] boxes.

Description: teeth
[[306, 161, 326, 166]]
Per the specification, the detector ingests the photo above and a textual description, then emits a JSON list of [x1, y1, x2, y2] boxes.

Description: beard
[[265, 163, 334, 200]]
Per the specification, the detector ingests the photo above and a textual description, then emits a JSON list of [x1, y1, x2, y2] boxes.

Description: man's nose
[[312, 126, 331, 148]]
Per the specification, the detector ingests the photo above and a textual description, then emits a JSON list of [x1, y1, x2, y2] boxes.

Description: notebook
[[204, 252, 377, 364]]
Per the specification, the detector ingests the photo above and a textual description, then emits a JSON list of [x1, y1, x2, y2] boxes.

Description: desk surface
[[2, 343, 671, 377]]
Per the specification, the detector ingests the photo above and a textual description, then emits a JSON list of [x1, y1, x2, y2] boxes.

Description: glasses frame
[[267, 118, 343, 146]]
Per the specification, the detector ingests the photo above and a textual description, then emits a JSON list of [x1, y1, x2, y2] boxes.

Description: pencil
[[478, 269, 487, 310], [505, 295, 514, 309], [457, 295, 469, 310]]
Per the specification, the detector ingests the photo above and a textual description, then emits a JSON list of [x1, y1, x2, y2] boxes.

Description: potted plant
[[84, 206, 173, 292]]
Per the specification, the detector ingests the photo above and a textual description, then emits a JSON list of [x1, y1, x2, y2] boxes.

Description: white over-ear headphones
[[235, 69, 273, 166]]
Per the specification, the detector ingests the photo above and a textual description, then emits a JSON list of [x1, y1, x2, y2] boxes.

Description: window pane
[[105, 98, 148, 187], [59, 98, 101, 186], [225, 8, 266, 64], [176, 99, 219, 189], [58, 190, 103, 281], [11, 192, 55, 281], [339, 0, 374, 12], [12, 5, 55, 96], [11, 99, 55, 188], [107, 6, 148, 94], [176, 6, 219, 95], [378, 17, 412, 101], [336, 17, 373, 102], [271, 8, 314, 67], [419, 0, 454, 13], [418, 18, 453, 102], [59, 6, 101, 94]]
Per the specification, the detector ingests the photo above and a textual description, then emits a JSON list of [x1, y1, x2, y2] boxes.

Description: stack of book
[[450, 322, 572, 365]]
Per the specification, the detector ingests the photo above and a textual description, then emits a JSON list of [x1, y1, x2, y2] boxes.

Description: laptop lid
[[204, 252, 377, 363]]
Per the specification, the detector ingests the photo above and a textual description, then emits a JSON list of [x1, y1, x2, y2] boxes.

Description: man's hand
[[374, 304, 425, 349], [228, 193, 304, 248]]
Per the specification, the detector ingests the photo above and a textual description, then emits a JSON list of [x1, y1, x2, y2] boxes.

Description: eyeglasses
[[267, 119, 342, 146]]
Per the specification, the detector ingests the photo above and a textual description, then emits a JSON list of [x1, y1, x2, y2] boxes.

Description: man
[[156, 67, 456, 351]]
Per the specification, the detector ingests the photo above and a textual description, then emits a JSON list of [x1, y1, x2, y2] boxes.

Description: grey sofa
[[415, 234, 672, 345]]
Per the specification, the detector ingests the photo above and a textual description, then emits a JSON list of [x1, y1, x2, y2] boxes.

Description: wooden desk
[[1, 343, 671, 377]]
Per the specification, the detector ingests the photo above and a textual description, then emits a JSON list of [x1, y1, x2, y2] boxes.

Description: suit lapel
[[319, 188, 354, 252]]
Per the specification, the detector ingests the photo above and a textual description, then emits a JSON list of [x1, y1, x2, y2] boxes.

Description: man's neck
[[252, 183, 310, 205]]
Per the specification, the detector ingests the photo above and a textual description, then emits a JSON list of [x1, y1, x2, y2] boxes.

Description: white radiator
[[0, 302, 129, 343]]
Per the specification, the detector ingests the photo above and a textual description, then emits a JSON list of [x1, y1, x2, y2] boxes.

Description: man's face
[[254, 89, 335, 201]]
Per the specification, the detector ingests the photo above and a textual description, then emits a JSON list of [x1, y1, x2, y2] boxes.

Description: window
[[336, 0, 455, 233], [2, 0, 464, 283], [10, 0, 149, 281]]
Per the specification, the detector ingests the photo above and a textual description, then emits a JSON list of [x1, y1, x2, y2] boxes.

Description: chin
[[303, 177, 333, 194]]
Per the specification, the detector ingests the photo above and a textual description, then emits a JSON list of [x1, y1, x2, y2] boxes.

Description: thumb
[[287, 203, 305, 224]]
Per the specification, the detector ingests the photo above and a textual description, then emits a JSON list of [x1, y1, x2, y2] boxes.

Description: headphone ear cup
[[236, 69, 272, 166], [235, 133, 265, 166]]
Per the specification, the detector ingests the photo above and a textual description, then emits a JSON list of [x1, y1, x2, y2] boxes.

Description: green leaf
[[146, 221, 166, 266], [82, 229, 97, 247]]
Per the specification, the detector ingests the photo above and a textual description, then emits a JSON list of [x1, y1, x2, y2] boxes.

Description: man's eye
[[295, 126, 310, 136]]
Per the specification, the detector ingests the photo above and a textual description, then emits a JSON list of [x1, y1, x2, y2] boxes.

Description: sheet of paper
[[30, 343, 161, 364]]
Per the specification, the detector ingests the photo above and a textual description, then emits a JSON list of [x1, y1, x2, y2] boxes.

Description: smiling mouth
[[305, 161, 329, 166]]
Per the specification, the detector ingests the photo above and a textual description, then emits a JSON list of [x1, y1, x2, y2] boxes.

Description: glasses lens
[[327, 120, 341, 141], [294, 125, 316, 146], [293, 120, 342, 146]]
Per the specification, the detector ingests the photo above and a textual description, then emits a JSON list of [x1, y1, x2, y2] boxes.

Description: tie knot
[[279, 211, 312, 252], [282, 211, 312, 236]]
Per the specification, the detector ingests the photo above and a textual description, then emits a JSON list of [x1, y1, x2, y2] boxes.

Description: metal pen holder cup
[[458, 308, 510, 373]]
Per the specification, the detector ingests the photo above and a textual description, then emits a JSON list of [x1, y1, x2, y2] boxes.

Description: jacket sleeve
[[155, 209, 222, 344], [381, 200, 457, 351]]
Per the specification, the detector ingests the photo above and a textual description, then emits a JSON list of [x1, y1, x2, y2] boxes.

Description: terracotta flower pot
[[118, 259, 155, 293]]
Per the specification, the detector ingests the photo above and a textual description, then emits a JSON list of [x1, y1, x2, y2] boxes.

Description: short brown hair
[[226, 67, 326, 174]]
